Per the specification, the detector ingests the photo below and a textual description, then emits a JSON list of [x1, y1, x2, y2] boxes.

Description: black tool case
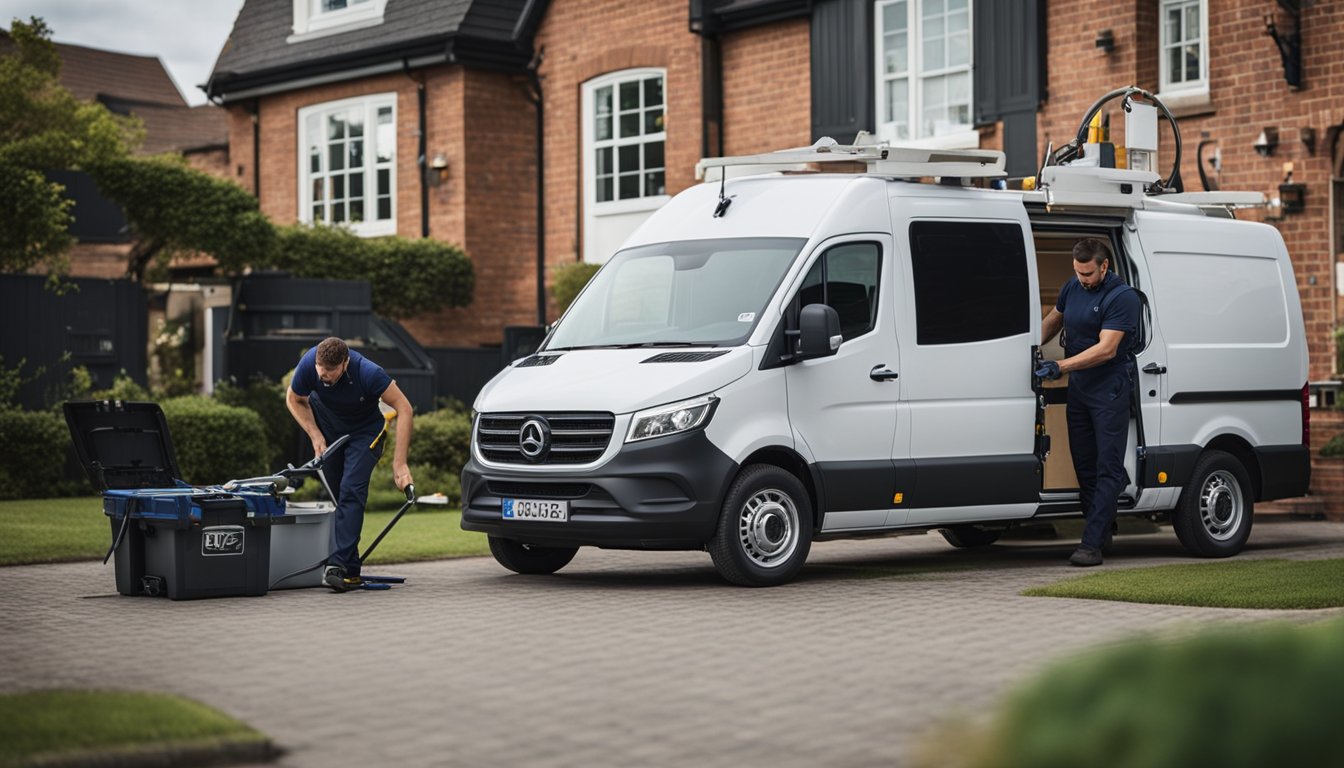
[[63, 400, 277, 600]]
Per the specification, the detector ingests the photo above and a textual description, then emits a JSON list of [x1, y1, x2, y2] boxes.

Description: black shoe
[[1069, 546, 1103, 567], [324, 565, 362, 592]]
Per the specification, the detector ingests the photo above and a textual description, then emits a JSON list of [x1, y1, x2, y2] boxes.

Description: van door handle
[[1142, 362, 1167, 375], [870, 365, 899, 381]]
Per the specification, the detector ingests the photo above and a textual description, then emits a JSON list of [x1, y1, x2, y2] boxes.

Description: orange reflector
[[1158, 471, 1168, 484], [893, 492, 904, 504]]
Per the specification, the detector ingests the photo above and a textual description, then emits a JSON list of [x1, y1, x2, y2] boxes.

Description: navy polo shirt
[[291, 347, 392, 433], [1056, 272, 1140, 375]]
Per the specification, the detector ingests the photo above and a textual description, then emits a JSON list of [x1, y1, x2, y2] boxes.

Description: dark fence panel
[[0, 274, 147, 410], [427, 347, 505, 409]]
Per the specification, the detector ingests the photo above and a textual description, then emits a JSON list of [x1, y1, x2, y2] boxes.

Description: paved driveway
[[3, 521, 1342, 767]]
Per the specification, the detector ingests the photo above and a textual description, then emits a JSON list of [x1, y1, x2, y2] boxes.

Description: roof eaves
[[713, 0, 813, 32], [207, 35, 452, 102]]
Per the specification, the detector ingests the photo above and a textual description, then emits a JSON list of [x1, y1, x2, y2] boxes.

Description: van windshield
[[546, 237, 806, 350]]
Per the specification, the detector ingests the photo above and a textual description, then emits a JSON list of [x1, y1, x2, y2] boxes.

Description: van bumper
[[460, 431, 738, 550]]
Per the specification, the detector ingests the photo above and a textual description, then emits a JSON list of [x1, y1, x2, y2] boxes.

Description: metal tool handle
[[359, 484, 416, 564]]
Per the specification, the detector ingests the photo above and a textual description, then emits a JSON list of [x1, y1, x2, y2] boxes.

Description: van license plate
[[502, 498, 569, 522]]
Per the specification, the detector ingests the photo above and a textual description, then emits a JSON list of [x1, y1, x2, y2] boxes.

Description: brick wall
[[1041, 0, 1344, 382], [533, 0, 704, 319], [721, 18, 812, 156]]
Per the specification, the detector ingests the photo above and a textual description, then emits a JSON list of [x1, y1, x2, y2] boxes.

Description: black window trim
[[760, 237, 885, 370]]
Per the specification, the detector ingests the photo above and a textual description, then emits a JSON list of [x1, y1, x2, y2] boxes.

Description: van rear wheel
[[939, 525, 1003, 548], [488, 536, 578, 575], [1172, 450, 1254, 558], [709, 464, 813, 587]]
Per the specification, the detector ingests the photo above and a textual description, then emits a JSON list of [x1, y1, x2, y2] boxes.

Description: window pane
[[350, 172, 364, 199], [329, 143, 344, 171], [884, 32, 908, 75], [332, 174, 344, 202], [350, 199, 363, 223], [643, 77, 663, 108], [885, 79, 909, 124], [597, 177, 613, 203], [597, 116, 612, 141], [644, 108, 664, 134], [948, 0, 967, 11], [311, 178, 324, 202], [595, 86, 612, 140], [618, 144, 640, 173], [949, 71, 969, 106], [882, 1, 907, 33], [949, 9, 968, 34], [924, 38, 944, 71], [1165, 7, 1181, 43], [597, 147, 612, 176], [327, 114, 345, 140], [619, 81, 639, 110], [349, 139, 363, 168], [333, 202, 345, 223], [1185, 3, 1200, 40], [310, 151, 320, 174], [949, 32, 969, 66], [377, 168, 390, 196], [644, 140, 664, 170], [923, 14, 944, 41], [312, 204, 322, 221], [909, 221, 1029, 345], [321, 0, 348, 11], [644, 170, 665, 197], [1168, 47, 1183, 83], [618, 173, 640, 200], [376, 107, 394, 162], [348, 111, 364, 138], [619, 112, 640, 138], [1184, 44, 1200, 81], [377, 196, 391, 220], [825, 243, 881, 340], [926, 0, 944, 15]]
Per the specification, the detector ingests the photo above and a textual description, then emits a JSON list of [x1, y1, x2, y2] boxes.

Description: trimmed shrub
[[551, 261, 601, 314], [408, 407, 473, 478], [0, 408, 73, 499], [158, 397, 268, 485], [922, 617, 1344, 768], [1321, 433, 1344, 458], [213, 376, 291, 469]]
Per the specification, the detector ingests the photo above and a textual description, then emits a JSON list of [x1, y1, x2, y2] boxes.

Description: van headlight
[[626, 395, 718, 443]]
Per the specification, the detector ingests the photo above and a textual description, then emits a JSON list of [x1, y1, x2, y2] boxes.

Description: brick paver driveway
[[3, 520, 1342, 767]]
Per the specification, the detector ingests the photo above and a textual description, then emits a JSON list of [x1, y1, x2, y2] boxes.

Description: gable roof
[[207, 0, 539, 102], [0, 32, 228, 154]]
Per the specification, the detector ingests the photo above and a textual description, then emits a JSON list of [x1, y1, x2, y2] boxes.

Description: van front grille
[[476, 412, 615, 465]]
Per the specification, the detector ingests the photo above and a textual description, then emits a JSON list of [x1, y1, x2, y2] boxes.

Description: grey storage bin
[[269, 500, 334, 589]]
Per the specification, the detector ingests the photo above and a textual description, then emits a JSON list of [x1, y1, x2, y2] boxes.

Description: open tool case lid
[[63, 400, 183, 492]]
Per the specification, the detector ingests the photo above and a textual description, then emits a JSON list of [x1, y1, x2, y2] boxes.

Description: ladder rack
[[695, 138, 1006, 181]]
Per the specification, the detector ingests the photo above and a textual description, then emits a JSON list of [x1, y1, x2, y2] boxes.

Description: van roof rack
[[695, 137, 1006, 181]]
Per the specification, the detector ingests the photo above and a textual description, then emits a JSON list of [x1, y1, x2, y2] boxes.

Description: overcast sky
[[1, 0, 246, 106]]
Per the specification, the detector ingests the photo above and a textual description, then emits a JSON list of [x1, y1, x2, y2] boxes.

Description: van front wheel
[[1172, 450, 1254, 558], [488, 536, 578, 575], [709, 464, 813, 587]]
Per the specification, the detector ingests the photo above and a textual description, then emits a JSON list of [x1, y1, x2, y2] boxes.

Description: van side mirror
[[798, 304, 842, 359]]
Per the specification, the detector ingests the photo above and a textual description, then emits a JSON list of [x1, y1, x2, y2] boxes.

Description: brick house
[[209, 0, 1342, 384]]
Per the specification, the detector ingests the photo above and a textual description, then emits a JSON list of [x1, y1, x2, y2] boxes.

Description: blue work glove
[[1034, 360, 1061, 380]]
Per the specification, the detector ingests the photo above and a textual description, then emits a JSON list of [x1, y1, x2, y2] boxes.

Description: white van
[[462, 89, 1310, 586]]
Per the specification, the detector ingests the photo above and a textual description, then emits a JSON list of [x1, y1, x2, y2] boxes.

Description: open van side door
[[891, 192, 1042, 524]]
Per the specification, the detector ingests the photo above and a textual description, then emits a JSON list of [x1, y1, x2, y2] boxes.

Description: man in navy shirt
[[1038, 238, 1141, 567], [287, 337, 415, 591]]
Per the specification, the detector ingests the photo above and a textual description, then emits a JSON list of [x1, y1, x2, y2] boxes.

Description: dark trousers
[[1066, 365, 1133, 550], [313, 405, 384, 575]]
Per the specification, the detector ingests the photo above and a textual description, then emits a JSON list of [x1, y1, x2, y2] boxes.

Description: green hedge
[[159, 397, 269, 485], [551, 261, 601, 314], [0, 408, 74, 499], [213, 377, 290, 469], [934, 617, 1344, 768]]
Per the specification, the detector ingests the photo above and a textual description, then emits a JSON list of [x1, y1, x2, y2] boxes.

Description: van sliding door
[[893, 199, 1041, 524]]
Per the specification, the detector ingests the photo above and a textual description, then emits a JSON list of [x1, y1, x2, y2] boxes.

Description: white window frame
[[297, 93, 397, 238], [1158, 0, 1209, 97], [290, 0, 387, 43], [873, 0, 976, 149], [581, 68, 669, 218]]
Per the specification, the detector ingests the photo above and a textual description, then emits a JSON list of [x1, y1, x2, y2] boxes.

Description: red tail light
[[1302, 382, 1311, 446]]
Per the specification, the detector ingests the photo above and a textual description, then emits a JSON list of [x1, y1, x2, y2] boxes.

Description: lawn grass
[[1023, 558, 1344, 609], [0, 690, 267, 767], [0, 497, 488, 567]]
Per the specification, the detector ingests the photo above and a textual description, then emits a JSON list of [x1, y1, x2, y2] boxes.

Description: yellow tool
[[370, 410, 397, 450]]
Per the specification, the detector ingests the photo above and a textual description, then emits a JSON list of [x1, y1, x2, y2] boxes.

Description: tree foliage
[[0, 18, 138, 274], [91, 156, 275, 280], [271, 224, 474, 318]]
